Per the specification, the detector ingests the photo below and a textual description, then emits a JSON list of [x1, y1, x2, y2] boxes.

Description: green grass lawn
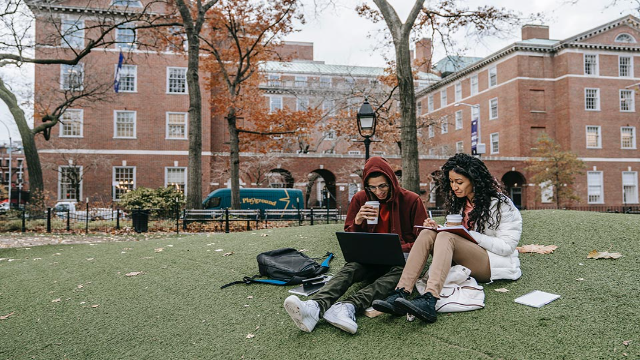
[[1, 210, 638, 359]]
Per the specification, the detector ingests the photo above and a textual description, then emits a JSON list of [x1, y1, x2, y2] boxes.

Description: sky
[[0, 0, 638, 144]]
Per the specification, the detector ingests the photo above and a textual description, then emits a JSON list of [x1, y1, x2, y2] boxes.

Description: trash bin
[[131, 210, 149, 233]]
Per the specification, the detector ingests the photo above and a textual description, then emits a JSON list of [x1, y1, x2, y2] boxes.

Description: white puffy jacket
[[468, 196, 522, 281]]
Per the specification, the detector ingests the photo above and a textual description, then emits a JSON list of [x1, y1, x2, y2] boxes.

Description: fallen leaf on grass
[[77, 284, 83, 289], [623, 340, 631, 346], [247, 296, 253, 299], [494, 288, 509, 293], [86, 258, 94, 261], [52, 298, 61, 303], [587, 250, 622, 259], [91, 304, 99, 308], [517, 244, 558, 254], [125, 271, 144, 277], [214, 249, 223, 252], [260, 234, 269, 237], [223, 252, 234, 257], [576, 278, 585, 281], [0, 312, 14, 320], [246, 334, 255, 339], [154, 248, 164, 253]]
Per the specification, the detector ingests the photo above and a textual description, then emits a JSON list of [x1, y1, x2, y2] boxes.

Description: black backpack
[[221, 248, 334, 289]]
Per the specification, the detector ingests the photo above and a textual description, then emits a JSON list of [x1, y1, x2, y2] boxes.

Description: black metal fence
[[523, 205, 640, 214]]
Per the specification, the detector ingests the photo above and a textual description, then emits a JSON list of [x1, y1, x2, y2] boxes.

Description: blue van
[[202, 188, 304, 210]]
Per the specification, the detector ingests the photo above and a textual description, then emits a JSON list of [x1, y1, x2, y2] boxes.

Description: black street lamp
[[356, 98, 377, 161]]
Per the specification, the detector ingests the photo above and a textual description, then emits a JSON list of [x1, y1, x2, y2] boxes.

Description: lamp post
[[356, 98, 377, 161], [454, 102, 485, 156], [0, 120, 12, 208]]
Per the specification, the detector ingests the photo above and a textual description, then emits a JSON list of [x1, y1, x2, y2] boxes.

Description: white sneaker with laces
[[283, 295, 320, 333], [322, 302, 357, 334]]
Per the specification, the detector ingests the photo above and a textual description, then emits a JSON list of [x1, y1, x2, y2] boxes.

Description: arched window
[[615, 33, 636, 43]]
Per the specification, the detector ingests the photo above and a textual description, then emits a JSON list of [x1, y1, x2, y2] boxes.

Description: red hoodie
[[344, 157, 428, 252]]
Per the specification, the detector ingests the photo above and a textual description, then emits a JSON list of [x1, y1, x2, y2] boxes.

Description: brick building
[[0, 142, 27, 206]]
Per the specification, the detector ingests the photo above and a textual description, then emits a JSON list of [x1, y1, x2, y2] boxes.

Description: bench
[[183, 209, 260, 232]]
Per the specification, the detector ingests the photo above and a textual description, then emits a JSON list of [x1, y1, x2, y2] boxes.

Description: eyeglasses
[[366, 183, 389, 192]]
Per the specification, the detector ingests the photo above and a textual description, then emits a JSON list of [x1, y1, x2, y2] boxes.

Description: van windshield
[[54, 204, 69, 212], [205, 197, 221, 208]]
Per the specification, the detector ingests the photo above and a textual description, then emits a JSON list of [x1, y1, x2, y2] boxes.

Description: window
[[488, 66, 497, 87], [455, 110, 463, 130], [270, 96, 283, 113], [323, 99, 336, 116], [345, 77, 355, 88], [619, 56, 633, 77], [584, 54, 598, 75], [489, 98, 498, 119], [455, 82, 462, 101], [428, 148, 435, 155], [428, 125, 434, 138], [113, 167, 135, 200], [167, 67, 187, 94], [111, 0, 142, 6], [61, 64, 84, 91], [116, 24, 136, 49], [587, 171, 603, 204], [621, 127, 636, 149], [585, 88, 600, 111], [586, 126, 601, 148], [294, 76, 307, 87], [623, 171, 639, 204], [348, 151, 361, 155], [114, 111, 136, 138], [268, 74, 281, 87], [456, 141, 464, 153], [166, 167, 187, 194], [540, 181, 554, 203], [429, 181, 436, 203], [615, 33, 636, 43], [58, 166, 82, 201], [417, 101, 422, 116], [441, 116, 448, 134], [167, 26, 187, 52], [470, 75, 478, 95], [60, 109, 83, 137], [117, 65, 136, 92], [490, 133, 499, 154], [427, 95, 434, 112], [440, 89, 447, 107], [620, 89, 634, 112], [61, 18, 84, 48], [320, 77, 331, 88], [166, 112, 187, 140], [325, 130, 336, 141], [296, 97, 308, 111], [471, 105, 479, 123]]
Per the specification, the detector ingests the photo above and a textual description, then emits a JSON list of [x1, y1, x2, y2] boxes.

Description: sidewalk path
[[0, 232, 184, 249]]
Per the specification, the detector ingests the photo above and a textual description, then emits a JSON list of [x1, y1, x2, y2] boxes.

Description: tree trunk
[[185, 36, 203, 209], [0, 78, 44, 205], [226, 108, 241, 209]]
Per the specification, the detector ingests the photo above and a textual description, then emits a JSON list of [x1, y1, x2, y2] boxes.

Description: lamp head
[[357, 98, 377, 137]]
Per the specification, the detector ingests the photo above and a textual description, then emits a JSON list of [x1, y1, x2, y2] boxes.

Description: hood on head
[[362, 156, 400, 202]]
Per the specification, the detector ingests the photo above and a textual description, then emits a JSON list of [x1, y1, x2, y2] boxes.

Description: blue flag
[[114, 51, 124, 93]]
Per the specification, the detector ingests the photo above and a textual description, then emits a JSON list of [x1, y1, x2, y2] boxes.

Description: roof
[[262, 61, 386, 77], [432, 56, 483, 74]]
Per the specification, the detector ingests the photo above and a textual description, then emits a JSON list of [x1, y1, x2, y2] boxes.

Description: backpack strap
[[320, 252, 334, 268]]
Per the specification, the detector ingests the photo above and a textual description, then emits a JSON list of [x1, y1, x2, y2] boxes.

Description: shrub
[[119, 187, 184, 212]]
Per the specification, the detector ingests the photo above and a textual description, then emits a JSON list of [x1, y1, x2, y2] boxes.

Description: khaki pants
[[396, 229, 491, 297]]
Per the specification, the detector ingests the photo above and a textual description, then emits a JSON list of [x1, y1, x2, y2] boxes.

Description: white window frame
[[61, 18, 84, 49], [323, 99, 336, 116], [428, 125, 434, 138], [455, 82, 462, 101], [621, 126, 636, 149], [455, 110, 463, 130], [440, 89, 447, 108], [470, 75, 478, 95], [116, 23, 136, 49], [587, 171, 604, 204], [429, 181, 436, 203], [584, 54, 598, 76], [488, 66, 497, 87], [60, 63, 84, 91], [489, 98, 498, 120], [166, 112, 188, 140], [620, 89, 634, 112], [586, 125, 601, 149], [113, 166, 136, 200], [114, 110, 137, 139], [165, 167, 187, 195], [325, 129, 336, 141], [619, 56, 633, 77], [269, 96, 283, 113], [490, 132, 499, 154], [294, 76, 307, 87], [58, 165, 83, 201], [615, 33, 636, 43], [584, 88, 600, 111], [167, 67, 187, 94], [319, 77, 331, 88], [417, 101, 422, 116], [59, 109, 83, 138], [115, 64, 137, 93], [441, 116, 448, 134], [348, 150, 361, 155], [427, 95, 434, 112], [111, 0, 142, 7], [623, 171, 639, 204], [456, 141, 464, 153], [267, 74, 281, 87]]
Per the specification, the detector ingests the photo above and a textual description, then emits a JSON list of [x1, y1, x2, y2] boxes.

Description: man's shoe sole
[[371, 299, 404, 316], [394, 298, 437, 323], [323, 314, 358, 334], [283, 296, 316, 332]]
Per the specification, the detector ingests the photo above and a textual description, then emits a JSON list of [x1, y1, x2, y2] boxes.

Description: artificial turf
[[0, 210, 638, 359]]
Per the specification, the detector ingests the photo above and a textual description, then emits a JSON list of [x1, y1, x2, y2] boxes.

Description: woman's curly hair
[[437, 153, 508, 233]]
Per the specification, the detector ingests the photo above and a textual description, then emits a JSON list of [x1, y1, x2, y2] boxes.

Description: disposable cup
[[365, 201, 380, 225], [445, 214, 463, 227]]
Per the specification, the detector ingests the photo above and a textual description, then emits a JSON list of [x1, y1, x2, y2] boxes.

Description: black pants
[[312, 262, 403, 314]]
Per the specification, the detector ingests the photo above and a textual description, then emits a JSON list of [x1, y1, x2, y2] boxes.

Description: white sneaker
[[283, 295, 320, 333], [323, 302, 357, 334]]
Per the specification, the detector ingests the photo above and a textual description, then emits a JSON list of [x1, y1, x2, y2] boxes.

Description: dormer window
[[615, 33, 636, 43]]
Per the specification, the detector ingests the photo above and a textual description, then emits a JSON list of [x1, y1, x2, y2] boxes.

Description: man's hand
[[355, 204, 379, 225]]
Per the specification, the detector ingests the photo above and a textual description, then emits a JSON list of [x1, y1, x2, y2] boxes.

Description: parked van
[[203, 188, 304, 210]]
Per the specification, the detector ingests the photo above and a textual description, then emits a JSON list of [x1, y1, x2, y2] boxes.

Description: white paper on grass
[[514, 290, 561, 308]]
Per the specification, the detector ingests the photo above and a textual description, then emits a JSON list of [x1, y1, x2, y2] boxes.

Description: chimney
[[414, 38, 432, 73], [521, 24, 549, 41]]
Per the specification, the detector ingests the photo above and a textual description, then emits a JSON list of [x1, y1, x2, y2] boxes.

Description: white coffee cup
[[365, 201, 380, 224], [445, 214, 463, 226]]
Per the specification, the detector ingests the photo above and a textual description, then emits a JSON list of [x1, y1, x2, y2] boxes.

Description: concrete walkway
[[0, 232, 184, 249]]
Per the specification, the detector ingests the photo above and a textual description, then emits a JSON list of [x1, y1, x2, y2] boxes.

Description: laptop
[[335, 231, 406, 266]]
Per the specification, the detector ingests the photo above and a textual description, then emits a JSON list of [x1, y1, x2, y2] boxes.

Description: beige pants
[[396, 229, 491, 297]]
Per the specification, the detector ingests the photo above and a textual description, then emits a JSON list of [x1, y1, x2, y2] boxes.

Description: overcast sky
[[0, 0, 637, 144]]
